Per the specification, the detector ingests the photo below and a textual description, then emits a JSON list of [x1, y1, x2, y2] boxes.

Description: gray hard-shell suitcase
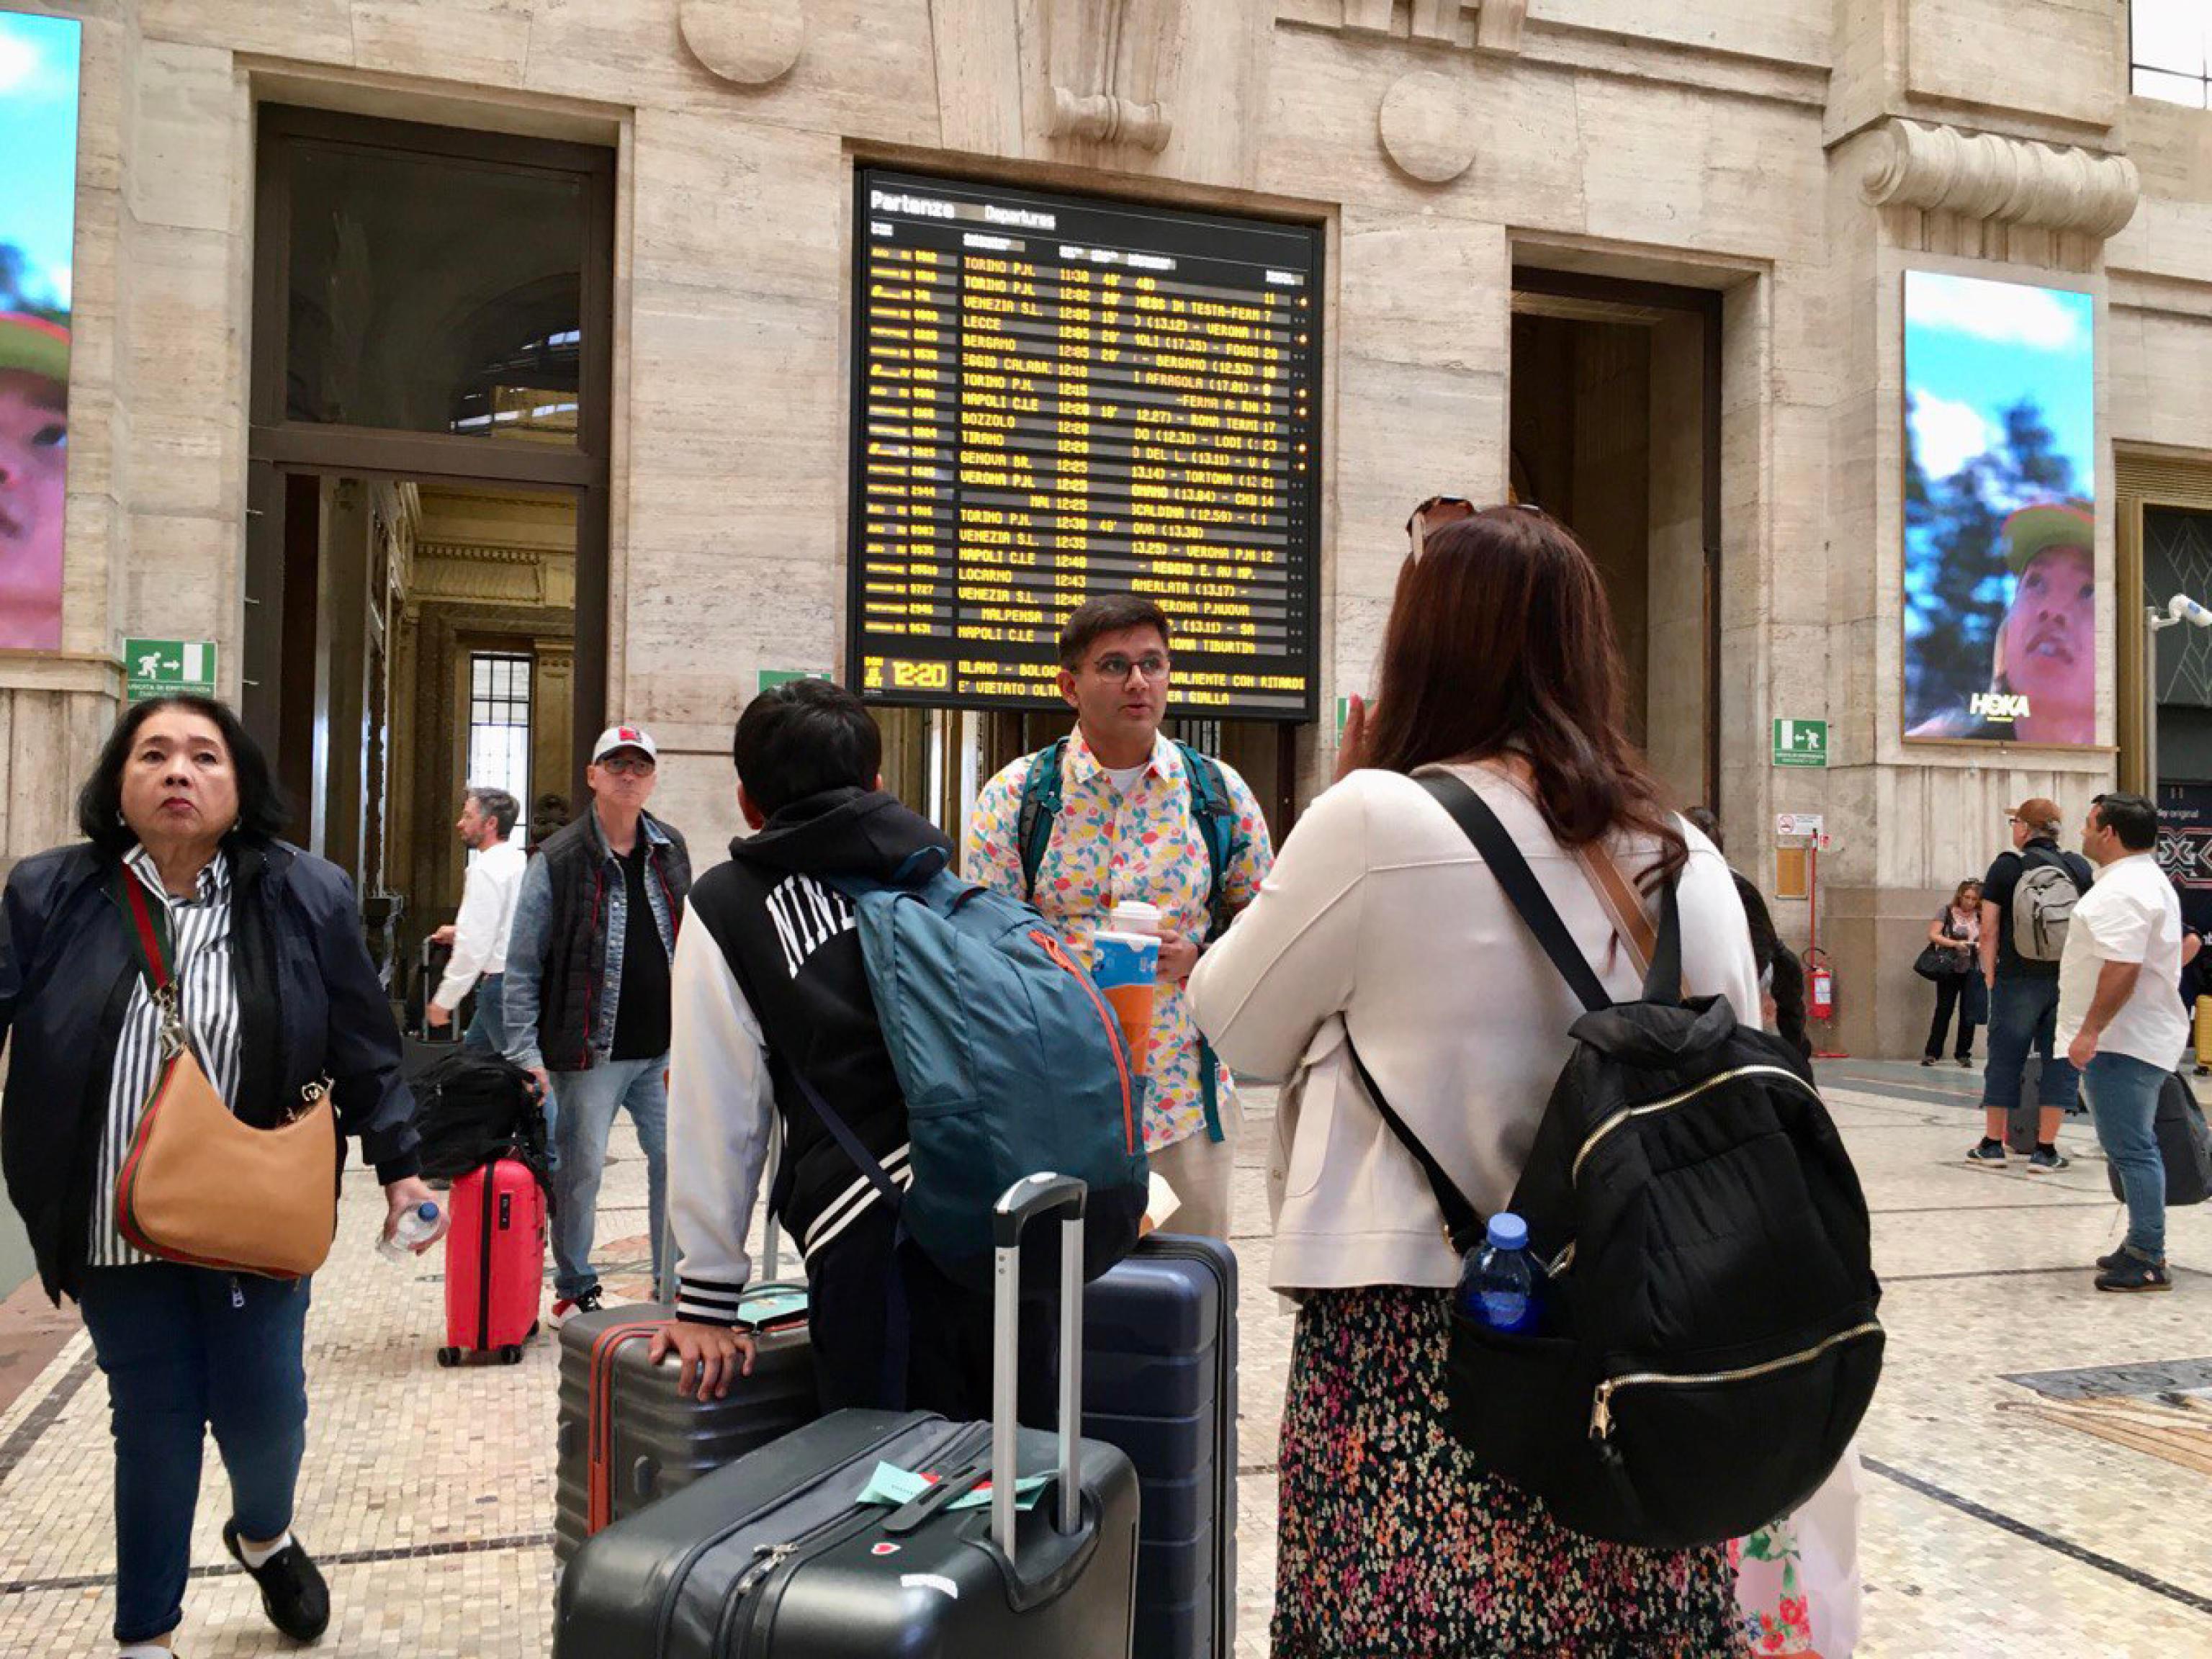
[[553, 1285, 818, 1563], [553, 1174, 1140, 1658], [1082, 1233, 1237, 1659]]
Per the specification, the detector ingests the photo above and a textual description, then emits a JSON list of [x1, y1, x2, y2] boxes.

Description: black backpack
[[1350, 775, 1883, 1549], [413, 1050, 554, 1203]]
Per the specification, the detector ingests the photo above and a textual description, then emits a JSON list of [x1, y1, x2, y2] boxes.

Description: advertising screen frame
[[1901, 268, 2099, 750]]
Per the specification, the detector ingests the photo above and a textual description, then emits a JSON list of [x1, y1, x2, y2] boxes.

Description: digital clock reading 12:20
[[846, 169, 1323, 721]]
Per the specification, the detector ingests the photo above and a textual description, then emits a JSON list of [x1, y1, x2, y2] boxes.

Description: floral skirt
[[1272, 1286, 1747, 1659]]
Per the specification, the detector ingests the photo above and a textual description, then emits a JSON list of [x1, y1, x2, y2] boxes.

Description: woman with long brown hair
[[1190, 506, 1761, 1655]]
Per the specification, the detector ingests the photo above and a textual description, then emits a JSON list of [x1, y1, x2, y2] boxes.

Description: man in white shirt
[[428, 786, 527, 1056], [2058, 791, 2186, 1292]]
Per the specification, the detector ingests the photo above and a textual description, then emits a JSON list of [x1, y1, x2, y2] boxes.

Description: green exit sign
[[124, 639, 217, 703], [1773, 719, 1827, 768]]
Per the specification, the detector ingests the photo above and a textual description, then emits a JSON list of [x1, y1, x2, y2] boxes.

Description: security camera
[[2168, 594, 2212, 628]]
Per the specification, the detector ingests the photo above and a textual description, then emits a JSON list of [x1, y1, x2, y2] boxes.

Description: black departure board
[[848, 170, 1321, 719]]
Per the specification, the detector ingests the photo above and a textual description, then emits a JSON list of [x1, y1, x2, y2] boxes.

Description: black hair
[[467, 786, 521, 839], [1058, 594, 1172, 669], [1683, 805, 1724, 853], [2091, 791, 2158, 853], [733, 678, 882, 817], [76, 695, 289, 858]]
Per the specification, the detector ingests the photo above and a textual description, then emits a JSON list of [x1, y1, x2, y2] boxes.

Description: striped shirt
[[89, 846, 246, 1269]]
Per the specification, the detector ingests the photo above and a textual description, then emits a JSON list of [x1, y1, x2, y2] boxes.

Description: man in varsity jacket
[[650, 678, 1051, 1416]]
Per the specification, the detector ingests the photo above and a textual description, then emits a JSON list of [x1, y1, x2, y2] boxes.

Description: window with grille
[[2134, 1, 2212, 107], [467, 652, 533, 839]]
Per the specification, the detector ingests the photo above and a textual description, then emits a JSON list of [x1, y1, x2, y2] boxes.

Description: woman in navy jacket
[[0, 695, 436, 1659]]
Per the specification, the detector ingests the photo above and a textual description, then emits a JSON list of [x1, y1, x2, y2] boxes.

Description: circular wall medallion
[[680, 0, 806, 87], [1378, 70, 1475, 185]]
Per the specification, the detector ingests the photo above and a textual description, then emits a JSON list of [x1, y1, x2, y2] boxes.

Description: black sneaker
[[2028, 1145, 2072, 1173], [223, 1519, 329, 1642], [1957, 1057, 1975, 1069], [1920, 1056, 1936, 1067], [550, 1285, 605, 1329], [1965, 1139, 2008, 1169], [2095, 1253, 2172, 1292]]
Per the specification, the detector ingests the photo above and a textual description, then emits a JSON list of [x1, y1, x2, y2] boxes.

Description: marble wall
[[9, 0, 2212, 1051]]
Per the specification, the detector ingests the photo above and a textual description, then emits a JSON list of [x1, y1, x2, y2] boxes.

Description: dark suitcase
[[2105, 1070, 2212, 1207], [554, 1285, 819, 1562], [554, 1174, 1140, 1658], [2007, 1055, 2044, 1154], [1082, 1233, 1237, 1659]]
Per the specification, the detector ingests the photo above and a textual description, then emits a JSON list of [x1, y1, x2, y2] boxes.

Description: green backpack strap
[[1174, 742, 1239, 1143], [1015, 738, 1070, 902]]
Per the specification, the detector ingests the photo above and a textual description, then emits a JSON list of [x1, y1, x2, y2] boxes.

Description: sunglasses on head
[[1405, 496, 1545, 559]]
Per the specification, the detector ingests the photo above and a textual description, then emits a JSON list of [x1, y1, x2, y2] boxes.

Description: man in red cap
[[0, 312, 68, 650]]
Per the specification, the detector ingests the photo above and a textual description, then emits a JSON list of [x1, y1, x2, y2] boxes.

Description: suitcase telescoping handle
[[990, 1172, 1087, 1562]]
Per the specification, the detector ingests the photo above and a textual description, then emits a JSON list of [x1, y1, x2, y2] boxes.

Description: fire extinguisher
[[1806, 949, 1835, 1022]]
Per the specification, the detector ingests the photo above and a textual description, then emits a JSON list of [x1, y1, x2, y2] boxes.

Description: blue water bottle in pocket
[[1455, 1212, 1543, 1334]]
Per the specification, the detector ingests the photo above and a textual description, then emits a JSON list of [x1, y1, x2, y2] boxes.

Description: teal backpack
[[793, 856, 1149, 1292], [1017, 737, 1238, 1141]]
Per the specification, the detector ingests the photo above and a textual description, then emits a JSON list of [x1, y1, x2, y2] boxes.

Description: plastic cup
[[1092, 929, 1160, 1071]]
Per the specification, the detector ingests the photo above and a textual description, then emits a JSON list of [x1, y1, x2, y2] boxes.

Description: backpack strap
[[1174, 742, 1237, 945], [1419, 774, 1615, 1013], [1015, 739, 1070, 902], [1344, 1028, 1485, 1257]]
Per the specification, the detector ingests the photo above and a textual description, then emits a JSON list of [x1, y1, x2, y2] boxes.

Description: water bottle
[[379, 1200, 441, 1263], [1455, 1212, 1543, 1334]]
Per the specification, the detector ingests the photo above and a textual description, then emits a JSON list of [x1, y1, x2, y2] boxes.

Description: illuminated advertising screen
[[1903, 271, 2096, 746], [849, 170, 1321, 719], [0, 9, 79, 652]]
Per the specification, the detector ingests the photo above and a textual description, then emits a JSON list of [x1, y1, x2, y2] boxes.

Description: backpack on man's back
[[2010, 848, 2083, 962]]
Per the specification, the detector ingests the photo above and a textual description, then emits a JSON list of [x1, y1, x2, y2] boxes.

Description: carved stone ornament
[[680, 0, 805, 88], [1861, 119, 2139, 243], [1379, 70, 1476, 184], [1302, 1, 1525, 55], [1046, 0, 1180, 151]]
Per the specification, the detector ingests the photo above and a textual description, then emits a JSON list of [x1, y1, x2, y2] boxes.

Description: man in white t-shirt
[[2058, 791, 2186, 1292], [428, 786, 529, 1056]]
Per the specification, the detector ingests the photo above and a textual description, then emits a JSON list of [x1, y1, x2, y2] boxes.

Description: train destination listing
[[848, 171, 1322, 719]]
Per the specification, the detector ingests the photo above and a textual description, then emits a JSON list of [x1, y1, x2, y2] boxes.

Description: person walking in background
[[1972, 798, 2092, 1171], [967, 595, 1273, 1239], [504, 724, 691, 1325], [0, 696, 439, 1658], [2059, 793, 2186, 1292], [426, 785, 526, 1056], [1923, 879, 1983, 1068], [1189, 507, 1761, 1656], [1684, 804, 1809, 1059]]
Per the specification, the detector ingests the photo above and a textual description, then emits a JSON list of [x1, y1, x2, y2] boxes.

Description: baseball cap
[[2010, 797, 2062, 832], [2000, 499, 2092, 577], [591, 723, 657, 765], [0, 313, 69, 387]]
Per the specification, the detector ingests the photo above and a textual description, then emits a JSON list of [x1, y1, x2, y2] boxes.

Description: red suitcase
[[439, 1156, 544, 1366]]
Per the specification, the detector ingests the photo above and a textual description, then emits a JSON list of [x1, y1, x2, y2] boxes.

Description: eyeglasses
[[1092, 653, 1170, 683], [1406, 496, 1545, 560], [599, 755, 655, 777]]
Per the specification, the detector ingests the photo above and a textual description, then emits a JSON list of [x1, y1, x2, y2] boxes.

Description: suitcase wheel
[[436, 1347, 461, 1368], [499, 1344, 524, 1365]]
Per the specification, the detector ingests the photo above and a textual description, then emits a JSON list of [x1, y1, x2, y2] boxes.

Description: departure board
[[849, 171, 1322, 719]]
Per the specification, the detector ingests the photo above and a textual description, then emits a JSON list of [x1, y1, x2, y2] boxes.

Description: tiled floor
[[1, 1063, 2208, 1655]]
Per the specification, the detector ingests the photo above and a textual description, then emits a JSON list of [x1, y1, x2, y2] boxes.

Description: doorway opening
[[246, 104, 611, 989], [1509, 269, 1721, 806]]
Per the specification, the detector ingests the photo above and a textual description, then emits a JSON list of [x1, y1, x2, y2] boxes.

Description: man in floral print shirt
[[968, 595, 1274, 1238]]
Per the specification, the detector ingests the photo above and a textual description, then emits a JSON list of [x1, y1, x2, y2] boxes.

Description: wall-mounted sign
[[125, 639, 217, 703], [0, 9, 81, 652], [1776, 812, 1825, 839], [1773, 719, 1827, 768], [1903, 271, 2095, 747], [848, 170, 1323, 721], [757, 668, 831, 694]]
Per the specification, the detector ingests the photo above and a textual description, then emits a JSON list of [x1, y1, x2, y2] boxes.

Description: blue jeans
[[76, 1266, 311, 1645], [1981, 976, 2080, 1114], [462, 971, 508, 1057], [2083, 1051, 2168, 1261], [549, 1053, 667, 1300]]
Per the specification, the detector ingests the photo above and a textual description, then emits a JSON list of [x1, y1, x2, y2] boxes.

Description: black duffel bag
[[1349, 775, 1884, 1550], [413, 1048, 552, 1202], [2106, 1071, 2212, 1208]]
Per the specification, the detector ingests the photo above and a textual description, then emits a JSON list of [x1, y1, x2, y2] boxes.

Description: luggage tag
[[856, 1461, 1050, 1513]]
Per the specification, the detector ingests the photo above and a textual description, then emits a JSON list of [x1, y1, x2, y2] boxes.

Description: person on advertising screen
[[0, 312, 68, 652], [1910, 498, 2095, 745]]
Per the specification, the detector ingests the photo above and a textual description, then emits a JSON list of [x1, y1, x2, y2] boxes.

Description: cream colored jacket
[[1187, 763, 1762, 1295]]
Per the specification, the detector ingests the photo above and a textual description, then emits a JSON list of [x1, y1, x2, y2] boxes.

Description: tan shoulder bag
[[112, 868, 338, 1280]]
